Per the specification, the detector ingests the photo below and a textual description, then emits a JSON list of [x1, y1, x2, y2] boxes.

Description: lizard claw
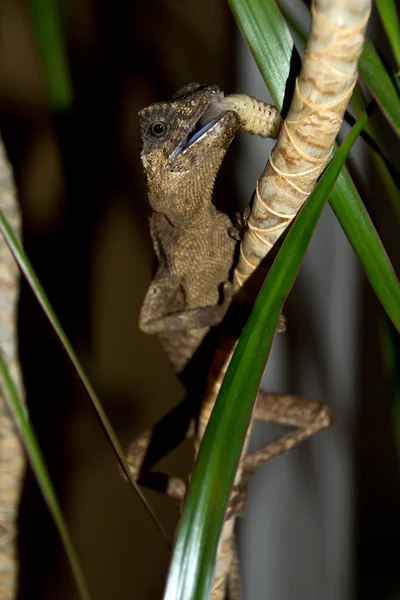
[[222, 280, 233, 307]]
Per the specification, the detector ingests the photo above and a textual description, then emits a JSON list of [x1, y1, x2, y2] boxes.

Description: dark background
[[0, 1, 399, 599]]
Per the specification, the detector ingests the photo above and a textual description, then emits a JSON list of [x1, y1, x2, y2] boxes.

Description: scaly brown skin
[[129, 84, 332, 599], [129, 86, 246, 595], [138, 83, 240, 374], [129, 84, 245, 596], [127, 82, 244, 523]]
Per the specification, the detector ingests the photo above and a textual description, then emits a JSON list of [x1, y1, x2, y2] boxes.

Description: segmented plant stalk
[[197, 1, 372, 597], [0, 138, 25, 599], [218, 94, 282, 139], [234, 0, 371, 288]]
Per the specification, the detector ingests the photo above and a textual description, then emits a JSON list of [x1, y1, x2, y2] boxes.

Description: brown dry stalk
[[196, 0, 372, 597], [0, 137, 25, 600]]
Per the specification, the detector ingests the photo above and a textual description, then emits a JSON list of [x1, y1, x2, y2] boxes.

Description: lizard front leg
[[139, 278, 232, 334]]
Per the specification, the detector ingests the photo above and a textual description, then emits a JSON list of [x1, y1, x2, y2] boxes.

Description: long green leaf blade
[[359, 40, 400, 137], [375, 0, 400, 70], [165, 112, 369, 600], [228, 0, 294, 107], [0, 352, 90, 600], [330, 169, 400, 332], [379, 316, 400, 455], [230, 0, 400, 331], [279, 3, 400, 140], [280, 1, 400, 168], [279, 2, 400, 224], [28, 0, 73, 111], [0, 208, 169, 544]]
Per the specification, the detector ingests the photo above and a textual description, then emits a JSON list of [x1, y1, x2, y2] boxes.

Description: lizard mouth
[[170, 93, 227, 158]]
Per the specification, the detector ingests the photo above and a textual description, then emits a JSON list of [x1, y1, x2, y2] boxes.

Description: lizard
[[128, 82, 284, 505], [127, 82, 245, 522], [127, 83, 332, 599], [137, 82, 240, 375]]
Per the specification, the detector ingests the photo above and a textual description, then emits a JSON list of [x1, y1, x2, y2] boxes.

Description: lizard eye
[[150, 121, 167, 137]]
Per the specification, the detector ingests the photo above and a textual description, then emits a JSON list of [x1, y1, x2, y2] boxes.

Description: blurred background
[[0, 1, 399, 599]]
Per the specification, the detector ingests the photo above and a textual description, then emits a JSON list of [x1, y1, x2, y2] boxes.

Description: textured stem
[[218, 94, 282, 138], [234, 0, 371, 289], [0, 137, 25, 599], [198, 1, 371, 597]]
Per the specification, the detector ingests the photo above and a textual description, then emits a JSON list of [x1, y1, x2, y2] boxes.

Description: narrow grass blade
[[330, 170, 400, 332], [278, 1, 308, 46], [0, 209, 169, 545], [0, 352, 90, 600], [379, 316, 400, 456], [375, 0, 400, 70], [228, 0, 294, 108], [165, 112, 369, 600], [359, 40, 400, 137], [28, 0, 73, 111], [349, 84, 400, 177]]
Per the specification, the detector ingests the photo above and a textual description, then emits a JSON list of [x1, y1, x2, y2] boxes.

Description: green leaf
[[375, 0, 400, 70], [277, 1, 308, 47], [330, 169, 400, 333], [28, 0, 73, 111], [228, 0, 294, 107], [280, 2, 400, 140], [349, 83, 399, 171], [165, 1, 400, 596], [0, 352, 90, 600], [0, 207, 169, 545], [359, 40, 400, 137], [230, 0, 400, 331], [279, 2, 400, 223], [280, 1, 400, 159], [165, 112, 369, 600], [379, 316, 400, 456]]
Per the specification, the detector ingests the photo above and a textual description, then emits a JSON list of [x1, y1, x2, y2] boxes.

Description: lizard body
[[131, 83, 246, 597], [138, 83, 240, 374], [129, 84, 331, 599]]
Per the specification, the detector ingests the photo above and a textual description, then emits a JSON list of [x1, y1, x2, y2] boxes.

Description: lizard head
[[138, 83, 240, 222]]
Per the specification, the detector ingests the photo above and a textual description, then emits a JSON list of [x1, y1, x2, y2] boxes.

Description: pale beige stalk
[[218, 94, 282, 138], [198, 0, 372, 597], [0, 137, 25, 599], [235, 0, 371, 288]]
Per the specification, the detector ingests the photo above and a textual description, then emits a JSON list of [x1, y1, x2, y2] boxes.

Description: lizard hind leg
[[228, 391, 332, 517], [247, 390, 332, 466], [125, 397, 195, 502], [126, 429, 187, 503]]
